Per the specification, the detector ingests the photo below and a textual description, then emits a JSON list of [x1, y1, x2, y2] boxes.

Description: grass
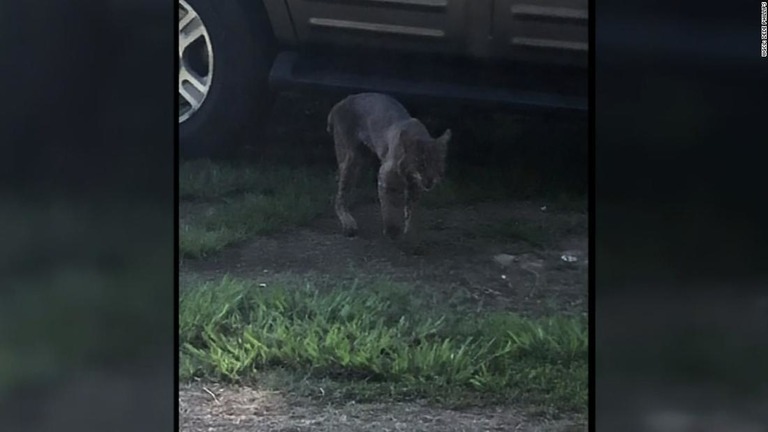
[[180, 159, 316, 200], [180, 159, 495, 258], [179, 160, 335, 258], [179, 160, 586, 257], [179, 274, 588, 414]]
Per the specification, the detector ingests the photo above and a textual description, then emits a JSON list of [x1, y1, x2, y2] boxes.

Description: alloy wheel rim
[[178, 0, 213, 123]]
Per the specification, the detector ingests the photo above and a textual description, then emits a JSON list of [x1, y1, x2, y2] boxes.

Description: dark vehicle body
[[178, 0, 589, 155]]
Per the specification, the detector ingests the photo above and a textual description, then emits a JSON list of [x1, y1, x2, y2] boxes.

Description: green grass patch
[[421, 171, 586, 211], [179, 223, 244, 259], [179, 275, 587, 413], [179, 160, 335, 258], [178, 160, 586, 257], [180, 159, 289, 200]]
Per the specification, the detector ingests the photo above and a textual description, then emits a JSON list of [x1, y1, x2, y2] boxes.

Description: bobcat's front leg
[[404, 179, 421, 234], [378, 163, 407, 240]]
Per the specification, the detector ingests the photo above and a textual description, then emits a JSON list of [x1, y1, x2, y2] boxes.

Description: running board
[[269, 51, 587, 115]]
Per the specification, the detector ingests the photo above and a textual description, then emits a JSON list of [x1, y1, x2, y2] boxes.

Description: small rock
[[493, 254, 517, 267], [560, 250, 583, 263]]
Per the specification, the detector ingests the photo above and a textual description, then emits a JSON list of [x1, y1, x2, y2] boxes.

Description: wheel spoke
[[179, 83, 198, 107], [178, 6, 196, 31], [179, 15, 205, 53], [180, 66, 208, 94], [179, 65, 208, 108]]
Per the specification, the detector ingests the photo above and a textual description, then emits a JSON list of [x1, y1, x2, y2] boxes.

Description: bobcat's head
[[396, 120, 450, 192]]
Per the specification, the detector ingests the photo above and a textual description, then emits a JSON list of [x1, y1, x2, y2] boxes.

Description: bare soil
[[181, 200, 587, 316], [180, 383, 586, 432]]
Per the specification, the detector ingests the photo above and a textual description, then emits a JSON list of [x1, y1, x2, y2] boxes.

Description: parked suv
[[178, 0, 588, 156]]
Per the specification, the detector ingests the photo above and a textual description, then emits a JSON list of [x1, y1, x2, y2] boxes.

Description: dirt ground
[[181, 200, 587, 316], [180, 383, 586, 432]]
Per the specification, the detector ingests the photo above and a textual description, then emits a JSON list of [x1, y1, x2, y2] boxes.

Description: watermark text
[[762, 2, 767, 57]]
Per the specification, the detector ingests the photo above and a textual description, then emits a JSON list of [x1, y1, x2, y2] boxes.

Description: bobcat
[[327, 93, 450, 239]]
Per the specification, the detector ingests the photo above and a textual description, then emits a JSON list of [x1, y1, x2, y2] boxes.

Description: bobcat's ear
[[436, 129, 451, 158], [439, 129, 452, 144]]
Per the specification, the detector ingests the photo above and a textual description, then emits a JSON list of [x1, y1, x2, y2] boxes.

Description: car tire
[[178, 0, 274, 158]]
